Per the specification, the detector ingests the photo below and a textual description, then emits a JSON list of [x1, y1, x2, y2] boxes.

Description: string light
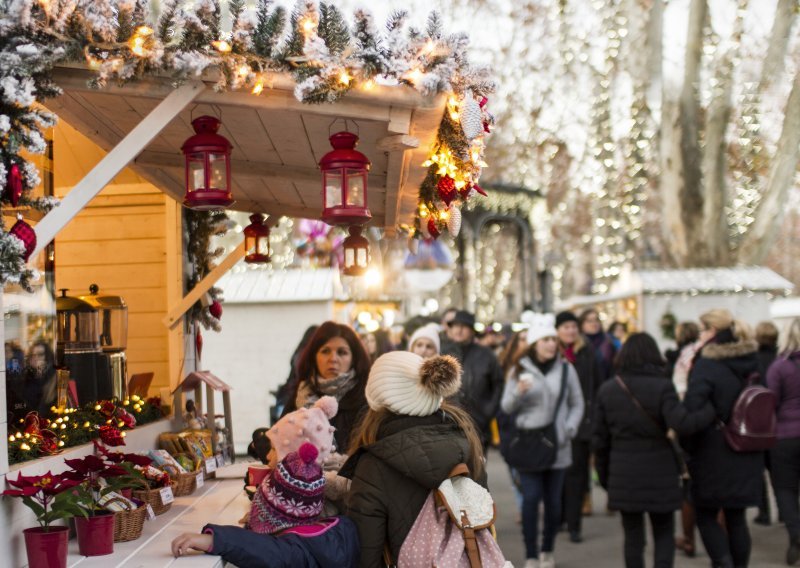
[[211, 40, 232, 53]]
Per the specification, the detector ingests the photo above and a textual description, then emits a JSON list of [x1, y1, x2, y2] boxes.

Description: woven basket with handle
[[106, 496, 147, 542], [132, 483, 174, 516], [160, 462, 197, 497]]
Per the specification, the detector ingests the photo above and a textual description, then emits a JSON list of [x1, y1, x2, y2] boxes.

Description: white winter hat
[[408, 323, 441, 354], [525, 313, 558, 346], [365, 352, 462, 416]]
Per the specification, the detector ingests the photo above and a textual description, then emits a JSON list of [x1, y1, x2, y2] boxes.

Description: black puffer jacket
[[593, 369, 715, 512], [571, 341, 603, 440], [442, 342, 504, 436], [339, 411, 478, 568], [683, 338, 764, 509]]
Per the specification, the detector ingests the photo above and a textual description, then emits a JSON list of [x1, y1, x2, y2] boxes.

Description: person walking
[[443, 310, 505, 449], [767, 318, 800, 565], [683, 309, 763, 568], [502, 313, 584, 568], [580, 308, 616, 380], [556, 310, 601, 540], [593, 332, 715, 568], [754, 321, 780, 526], [665, 322, 700, 384], [340, 352, 485, 567], [407, 323, 440, 359]]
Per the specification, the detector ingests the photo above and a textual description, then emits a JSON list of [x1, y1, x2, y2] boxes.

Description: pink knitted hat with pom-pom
[[249, 442, 325, 534], [266, 396, 338, 462]]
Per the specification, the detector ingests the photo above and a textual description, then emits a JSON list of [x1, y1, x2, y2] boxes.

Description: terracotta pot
[[23, 526, 69, 568], [74, 511, 115, 556]]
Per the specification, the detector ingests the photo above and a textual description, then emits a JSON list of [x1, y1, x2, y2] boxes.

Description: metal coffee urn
[[80, 284, 128, 401], [56, 289, 106, 405]]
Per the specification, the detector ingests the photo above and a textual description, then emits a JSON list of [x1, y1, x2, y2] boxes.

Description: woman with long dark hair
[[340, 352, 485, 567], [594, 333, 715, 568]]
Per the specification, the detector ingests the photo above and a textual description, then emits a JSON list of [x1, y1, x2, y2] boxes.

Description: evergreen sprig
[[318, 3, 349, 55], [184, 208, 229, 331], [254, 0, 287, 59]]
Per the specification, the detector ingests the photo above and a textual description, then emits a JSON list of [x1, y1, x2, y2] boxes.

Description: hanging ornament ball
[[9, 217, 36, 261], [460, 94, 484, 140], [447, 207, 462, 237], [195, 328, 203, 360], [209, 300, 223, 320], [427, 218, 441, 240], [5, 164, 23, 207], [437, 176, 457, 206], [408, 236, 419, 255]]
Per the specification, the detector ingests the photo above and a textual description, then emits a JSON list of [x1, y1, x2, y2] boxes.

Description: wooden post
[[172, 390, 183, 431], [206, 383, 216, 454], [222, 391, 234, 464], [32, 80, 204, 257]]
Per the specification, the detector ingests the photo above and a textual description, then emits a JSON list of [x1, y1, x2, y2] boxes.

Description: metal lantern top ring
[[319, 131, 372, 226], [182, 115, 234, 211]]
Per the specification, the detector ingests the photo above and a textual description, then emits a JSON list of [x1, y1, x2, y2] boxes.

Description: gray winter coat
[[501, 356, 584, 469]]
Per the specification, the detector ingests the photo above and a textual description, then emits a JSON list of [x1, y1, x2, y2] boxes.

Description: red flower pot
[[23, 526, 69, 568], [74, 512, 115, 556]]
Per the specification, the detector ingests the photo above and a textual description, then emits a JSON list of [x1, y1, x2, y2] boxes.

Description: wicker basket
[[106, 497, 147, 543], [132, 484, 174, 516], [160, 462, 197, 497]]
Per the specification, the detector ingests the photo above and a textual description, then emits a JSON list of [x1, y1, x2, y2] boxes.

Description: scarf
[[563, 344, 577, 364], [295, 369, 357, 409]]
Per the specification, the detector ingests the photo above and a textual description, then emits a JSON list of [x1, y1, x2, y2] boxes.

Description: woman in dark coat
[[683, 309, 763, 568], [340, 352, 485, 567], [594, 333, 715, 568]]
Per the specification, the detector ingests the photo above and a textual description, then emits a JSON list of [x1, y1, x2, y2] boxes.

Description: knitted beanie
[[408, 323, 441, 354], [366, 352, 462, 416], [555, 310, 579, 329], [249, 442, 325, 534], [524, 313, 558, 346], [266, 396, 338, 463]]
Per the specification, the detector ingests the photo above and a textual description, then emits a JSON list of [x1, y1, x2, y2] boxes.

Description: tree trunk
[[759, 0, 798, 88], [739, 68, 800, 263]]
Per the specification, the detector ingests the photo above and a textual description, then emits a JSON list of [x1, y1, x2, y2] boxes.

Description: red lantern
[[342, 225, 370, 276], [181, 116, 233, 210], [243, 214, 271, 264], [319, 131, 371, 226]]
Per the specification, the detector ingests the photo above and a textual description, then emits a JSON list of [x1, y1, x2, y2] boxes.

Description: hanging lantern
[[243, 213, 271, 264], [342, 225, 369, 276], [319, 131, 371, 226], [181, 115, 233, 210]]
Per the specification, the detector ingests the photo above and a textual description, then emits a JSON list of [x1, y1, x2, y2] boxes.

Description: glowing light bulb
[[338, 71, 351, 86], [252, 81, 264, 95], [212, 40, 232, 53], [301, 18, 315, 33]]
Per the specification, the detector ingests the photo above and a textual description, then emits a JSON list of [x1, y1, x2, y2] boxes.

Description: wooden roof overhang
[[44, 64, 446, 233]]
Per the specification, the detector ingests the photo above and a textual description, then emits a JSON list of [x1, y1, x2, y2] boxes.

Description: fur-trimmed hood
[[701, 339, 758, 361]]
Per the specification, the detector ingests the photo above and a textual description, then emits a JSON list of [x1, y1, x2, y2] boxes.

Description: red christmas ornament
[[427, 218, 441, 240], [99, 425, 125, 447], [5, 164, 23, 206], [473, 184, 487, 196], [437, 176, 457, 206], [209, 300, 223, 320], [458, 184, 472, 200], [38, 429, 59, 455], [479, 97, 488, 108], [9, 216, 36, 261], [195, 327, 203, 360]]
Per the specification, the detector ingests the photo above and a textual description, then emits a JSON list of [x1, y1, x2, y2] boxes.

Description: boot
[[713, 556, 734, 568], [675, 501, 696, 557]]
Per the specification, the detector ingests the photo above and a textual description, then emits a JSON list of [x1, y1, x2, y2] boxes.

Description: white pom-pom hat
[[525, 313, 558, 346]]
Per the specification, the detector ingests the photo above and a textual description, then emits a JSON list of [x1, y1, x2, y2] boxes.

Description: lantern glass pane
[[345, 247, 355, 268], [209, 153, 227, 190], [245, 234, 255, 255], [357, 247, 368, 267], [188, 154, 205, 191], [346, 170, 365, 206], [257, 237, 270, 256], [325, 172, 343, 208]]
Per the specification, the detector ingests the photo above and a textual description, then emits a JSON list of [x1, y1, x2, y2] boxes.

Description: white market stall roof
[[45, 65, 446, 231], [217, 267, 336, 303], [622, 267, 795, 294]]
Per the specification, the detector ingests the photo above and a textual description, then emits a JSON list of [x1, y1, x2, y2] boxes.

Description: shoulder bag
[[505, 363, 567, 473]]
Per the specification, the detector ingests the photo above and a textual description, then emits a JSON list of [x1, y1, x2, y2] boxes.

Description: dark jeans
[[563, 438, 591, 533], [770, 436, 800, 542], [519, 468, 567, 559], [696, 506, 750, 566], [620, 511, 675, 568]]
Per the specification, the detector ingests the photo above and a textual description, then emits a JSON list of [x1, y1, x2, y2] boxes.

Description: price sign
[[195, 472, 204, 489], [205, 457, 217, 474], [216, 454, 225, 468], [146, 504, 156, 521], [159, 485, 174, 505]]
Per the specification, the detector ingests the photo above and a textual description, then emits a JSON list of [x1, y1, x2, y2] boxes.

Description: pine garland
[[184, 208, 229, 331], [0, 0, 495, 287]]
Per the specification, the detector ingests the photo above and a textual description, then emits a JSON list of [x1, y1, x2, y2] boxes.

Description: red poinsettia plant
[[63, 454, 128, 515], [2, 472, 85, 529], [93, 441, 152, 490]]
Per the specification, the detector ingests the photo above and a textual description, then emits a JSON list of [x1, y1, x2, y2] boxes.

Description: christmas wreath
[[660, 311, 677, 340]]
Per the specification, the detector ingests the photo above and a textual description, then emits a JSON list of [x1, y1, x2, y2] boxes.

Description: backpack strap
[[461, 510, 481, 568]]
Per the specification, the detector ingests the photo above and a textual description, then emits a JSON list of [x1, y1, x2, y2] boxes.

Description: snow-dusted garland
[[0, 0, 494, 288]]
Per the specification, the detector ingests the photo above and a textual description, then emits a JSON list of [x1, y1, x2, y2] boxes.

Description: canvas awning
[[44, 64, 446, 233]]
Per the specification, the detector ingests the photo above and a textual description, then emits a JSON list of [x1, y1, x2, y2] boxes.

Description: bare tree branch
[[760, 0, 799, 88]]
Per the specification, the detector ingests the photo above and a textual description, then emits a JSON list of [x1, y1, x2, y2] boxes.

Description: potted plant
[[2, 471, 83, 568], [93, 441, 153, 498], [63, 454, 127, 556]]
